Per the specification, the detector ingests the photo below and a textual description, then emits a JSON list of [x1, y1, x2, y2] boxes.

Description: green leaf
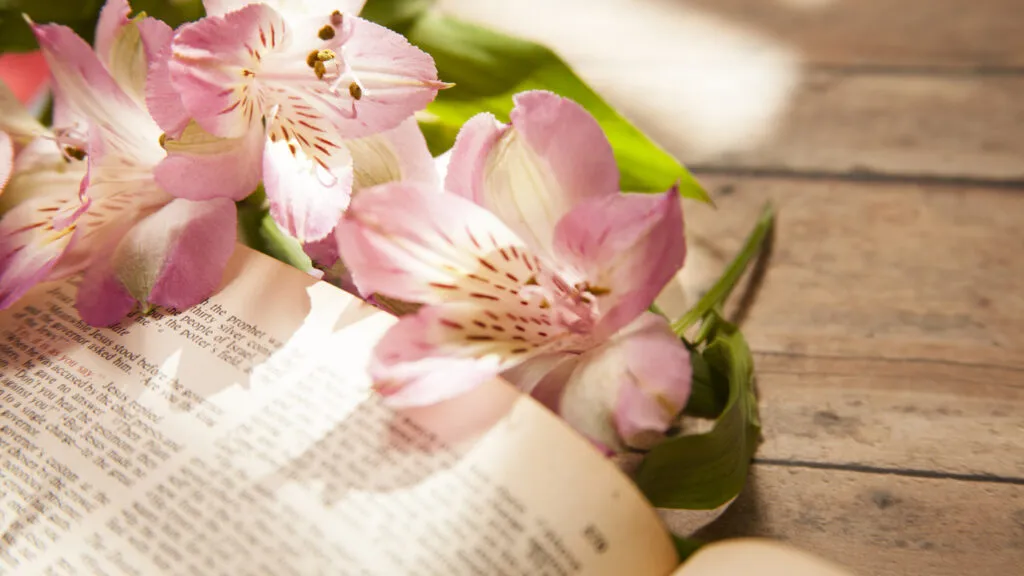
[[399, 12, 708, 201], [672, 535, 706, 563], [672, 202, 775, 336], [236, 189, 314, 273], [0, 0, 204, 54], [0, 0, 104, 53], [682, 347, 727, 419], [359, 0, 434, 32], [635, 314, 761, 509], [130, 0, 205, 28]]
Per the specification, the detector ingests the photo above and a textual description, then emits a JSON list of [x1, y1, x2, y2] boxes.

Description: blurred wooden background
[[440, 1, 1024, 574]]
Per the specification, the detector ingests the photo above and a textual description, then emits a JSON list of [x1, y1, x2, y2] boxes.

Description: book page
[[0, 246, 678, 576], [672, 539, 855, 576]]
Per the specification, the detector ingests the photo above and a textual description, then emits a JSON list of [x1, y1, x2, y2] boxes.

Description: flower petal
[[169, 3, 283, 137], [554, 187, 685, 339], [204, 0, 367, 17], [346, 117, 439, 192], [76, 249, 137, 326], [94, 0, 131, 66], [105, 15, 149, 103], [0, 132, 12, 194], [371, 301, 556, 408], [335, 182, 541, 306], [155, 120, 264, 201], [263, 136, 353, 243], [445, 112, 505, 202], [0, 195, 83, 309], [448, 91, 619, 257], [331, 16, 444, 137], [110, 198, 237, 311], [95, 0, 150, 102], [138, 17, 191, 138], [32, 22, 162, 165], [558, 313, 691, 451]]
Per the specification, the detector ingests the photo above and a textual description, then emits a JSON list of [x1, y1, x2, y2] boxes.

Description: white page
[[0, 247, 677, 575]]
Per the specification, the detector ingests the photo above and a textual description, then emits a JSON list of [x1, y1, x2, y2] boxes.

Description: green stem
[[671, 202, 775, 336]]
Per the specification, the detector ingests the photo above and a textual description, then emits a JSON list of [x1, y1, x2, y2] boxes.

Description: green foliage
[[636, 313, 761, 509], [635, 203, 775, 510], [0, 0, 203, 54]]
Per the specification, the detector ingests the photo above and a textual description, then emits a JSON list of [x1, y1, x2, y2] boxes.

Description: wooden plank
[[440, 0, 1024, 69], [754, 353, 1024, 478], [441, 0, 1024, 180], [669, 176, 1024, 368], [657, 177, 1024, 477], [673, 74, 1024, 181], [662, 465, 1024, 576], [669, 0, 1024, 69]]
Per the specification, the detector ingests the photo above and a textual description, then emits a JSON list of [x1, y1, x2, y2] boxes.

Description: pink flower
[[336, 91, 691, 450], [169, 0, 446, 243], [0, 2, 241, 324]]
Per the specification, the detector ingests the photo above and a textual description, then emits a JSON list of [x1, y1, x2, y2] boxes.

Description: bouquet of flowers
[[0, 0, 773, 560]]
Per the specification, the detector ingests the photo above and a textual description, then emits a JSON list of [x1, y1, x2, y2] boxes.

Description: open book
[[0, 246, 854, 576], [1, 245, 681, 575]]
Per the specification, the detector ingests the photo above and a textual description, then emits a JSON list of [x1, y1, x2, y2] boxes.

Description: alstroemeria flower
[[0, 4, 239, 323], [169, 0, 445, 243], [0, 73, 89, 308], [336, 91, 691, 450]]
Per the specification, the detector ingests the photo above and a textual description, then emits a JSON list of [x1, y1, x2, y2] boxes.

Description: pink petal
[[558, 313, 691, 451], [303, 233, 339, 267], [446, 91, 619, 258], [155, 120, 264, 201], [138, 17, 191, 138], [371, 302, 543, 408], [52, 135, 168, 279], [335, 182, 538, 306], [330, 16, 444, 137], [444, 112, 505, 202], [0, 196, 82, 309], [204, 0, 367, 17], [611, 314, 691, 448], [346, 117, 439, 192], [109, 198, 237, 310], [263, 136, 353, 243], [32, 22, 160, 160], [554, 187, 685, 339], [76, 250, 136, 326], [169, 3, 279, 137], [94, 0, 131, 66], [0, 132, 12, 193], [171, 4, 353, 172], [201, 0, 249, 16]]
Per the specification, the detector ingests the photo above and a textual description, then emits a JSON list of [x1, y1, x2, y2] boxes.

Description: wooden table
[[440, 1, 1024, 573]]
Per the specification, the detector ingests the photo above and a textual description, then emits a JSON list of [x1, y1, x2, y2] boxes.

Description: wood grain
[[675, 0, 1024, 69], [664, 74, 1024, 181], [440, 0, 1024, 181], [439, 0, 1024, 69], [670, 176, 1024, 368], [662, 464, 1024, 576], [658, 176, 1024, 478]]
